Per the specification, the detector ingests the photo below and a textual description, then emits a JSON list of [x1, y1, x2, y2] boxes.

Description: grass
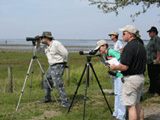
[[0, 51, 158, 120]]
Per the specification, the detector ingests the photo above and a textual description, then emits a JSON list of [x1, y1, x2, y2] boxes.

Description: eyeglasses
[[123, 32, 125, 36]]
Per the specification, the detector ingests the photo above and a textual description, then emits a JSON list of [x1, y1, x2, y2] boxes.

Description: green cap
[[40, 31, 54, 40]]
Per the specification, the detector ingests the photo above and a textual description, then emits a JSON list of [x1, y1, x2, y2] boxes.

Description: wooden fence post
[[40, 70, 44, 89], [66, 66, 70, 86], [8, 66, 13, 93]]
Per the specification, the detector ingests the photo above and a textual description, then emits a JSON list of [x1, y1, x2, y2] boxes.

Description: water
[[0, 38, 108, 46], [0, 39, 149, 52]]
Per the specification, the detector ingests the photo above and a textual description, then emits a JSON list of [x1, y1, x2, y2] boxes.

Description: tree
[[89, 0, 160, 22]]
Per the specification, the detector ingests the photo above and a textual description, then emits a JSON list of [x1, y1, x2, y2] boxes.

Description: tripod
[[68, 55, 113, 120], [16, 42, 58, 112]]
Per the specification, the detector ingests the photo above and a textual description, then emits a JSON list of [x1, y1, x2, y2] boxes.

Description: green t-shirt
[[104, 49, 123, 78], [107, 49, 120, 60]]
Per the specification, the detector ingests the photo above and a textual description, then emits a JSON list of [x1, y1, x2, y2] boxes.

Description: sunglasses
[[123, 32, 125, 36]]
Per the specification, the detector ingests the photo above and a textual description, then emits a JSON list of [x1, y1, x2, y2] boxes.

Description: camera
[[108, 70, 117, 76], [79, 50, 97, 55], [26, 35, 40, 42]]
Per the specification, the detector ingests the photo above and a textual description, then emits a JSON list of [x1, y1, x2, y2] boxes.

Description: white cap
[[108, 31, 119, 36], [119, 25, 137, 34], [95, 40, 108, 50]]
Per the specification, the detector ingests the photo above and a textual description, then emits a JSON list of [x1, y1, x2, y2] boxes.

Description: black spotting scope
[[79, 50, 97, 55], [26, 35, 40, 42]]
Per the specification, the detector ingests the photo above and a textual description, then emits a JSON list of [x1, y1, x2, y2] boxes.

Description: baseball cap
[[95, 40, 108, 50], [147, 26, 158, 33], [108, 31, 119, 36], [119, 25, 137, 34], [135, 30, 141, 38]]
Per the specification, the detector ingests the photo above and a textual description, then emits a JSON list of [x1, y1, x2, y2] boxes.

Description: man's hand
[[105, 60, 109, 64], [155, 51, 160, 64], [110, 64, 117, 71], [36, 39, 41, 48], [104, 64, 108, 68], [154, 58, 160, 64]]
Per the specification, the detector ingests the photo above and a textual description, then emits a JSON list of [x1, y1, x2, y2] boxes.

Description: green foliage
[[0, 51, 158, 120]]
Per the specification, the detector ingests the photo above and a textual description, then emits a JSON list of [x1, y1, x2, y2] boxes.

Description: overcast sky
[[0, 0, 160, 40]]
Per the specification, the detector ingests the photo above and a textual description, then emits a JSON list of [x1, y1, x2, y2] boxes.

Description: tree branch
[[89, 0, 160, 22]]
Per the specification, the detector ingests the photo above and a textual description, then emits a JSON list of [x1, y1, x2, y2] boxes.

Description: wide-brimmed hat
[[40, 31, 54, 40], [108, 31, 119, 36], [135, 30, 141, 38], [147, 26, 158, 33], [95, 40, 108, 50], [119, 25, 137, 34]]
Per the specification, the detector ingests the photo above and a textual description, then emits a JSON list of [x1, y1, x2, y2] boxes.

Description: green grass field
[[0, 51, 159, 120]]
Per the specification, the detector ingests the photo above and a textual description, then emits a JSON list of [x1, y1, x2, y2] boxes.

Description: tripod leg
[[67, 64, 87, 113], [89, 63, 113, 115], [83, 63, 89, 120], [36, 58, 59, 104], [16, 58, 34, 112], [29, 59, 34, 102]]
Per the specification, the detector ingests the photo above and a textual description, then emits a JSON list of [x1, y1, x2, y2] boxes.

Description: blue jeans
[[110, 75, 115, 93], [113, 77, 126, 120]]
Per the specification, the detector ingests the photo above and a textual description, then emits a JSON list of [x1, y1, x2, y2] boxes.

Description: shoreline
[[0, 44, 96, 53]]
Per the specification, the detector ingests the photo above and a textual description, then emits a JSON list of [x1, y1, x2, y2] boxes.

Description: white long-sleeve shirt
[[37, 40, 68, 65]]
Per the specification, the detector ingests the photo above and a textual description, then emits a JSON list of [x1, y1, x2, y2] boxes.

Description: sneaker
[[57, 105, 70, 111], [38, 99, 52, 103], [62, 104, 70, 108]]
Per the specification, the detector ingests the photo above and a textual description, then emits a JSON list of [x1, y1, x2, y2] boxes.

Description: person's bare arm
[[110, 63, 128, 71], [155, 51, 160, 64], [120, 47, 124, 54]]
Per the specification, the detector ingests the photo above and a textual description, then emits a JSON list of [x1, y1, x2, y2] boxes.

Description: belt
[[124, 73, 143, 76], [52, 62, 67, 66]]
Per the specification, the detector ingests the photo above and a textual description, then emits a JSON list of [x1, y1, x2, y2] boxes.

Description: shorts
[[122, 74, 145, 106]]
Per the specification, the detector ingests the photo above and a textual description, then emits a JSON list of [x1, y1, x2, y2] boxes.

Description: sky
[[0, 0, 160, 40]]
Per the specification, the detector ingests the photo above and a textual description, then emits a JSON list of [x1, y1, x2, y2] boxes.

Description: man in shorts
[[110, 25, 146, 120]]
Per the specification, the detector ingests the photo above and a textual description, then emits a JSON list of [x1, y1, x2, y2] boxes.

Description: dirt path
[[26, 110, 62, 120], [103, 89, 160, 120], [26, 90, 159, 120], [144, 103, 160, 120], [144, 96, 160, 120]]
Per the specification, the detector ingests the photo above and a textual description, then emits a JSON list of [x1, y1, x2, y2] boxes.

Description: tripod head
[[86, 55, 100, 63]]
